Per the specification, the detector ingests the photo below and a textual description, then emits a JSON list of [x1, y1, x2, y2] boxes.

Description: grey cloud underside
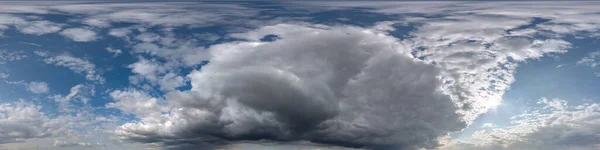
[[114, 25, 466, 150]]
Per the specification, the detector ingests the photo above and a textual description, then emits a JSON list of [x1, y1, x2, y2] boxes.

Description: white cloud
[[577, 51, 600, 68], [0, 14, 27, 32], [538, 97, 568, 111], [107, 89, 167, 118], [53, 3, 259, 28], [106, 47, 122, 57], [16, 20, 62, 35], [0, 101, 66, 144], [108, 27, 133, 38], [2, 1, 600, 150], [0, 50, 26, 64], [126, 56, 186, 91], [4, 80, 49, 94], [60, 28, 98, 42], [0, 2, 261, 30], [27, 81, 49, 94], [0, 73, 8, 79], [52, 84, 94, 112], [39, 53, 105, 83], [442, 98, 600, 150]]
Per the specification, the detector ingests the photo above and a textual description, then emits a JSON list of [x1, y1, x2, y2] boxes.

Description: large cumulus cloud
[[112, 24, 466, 149]]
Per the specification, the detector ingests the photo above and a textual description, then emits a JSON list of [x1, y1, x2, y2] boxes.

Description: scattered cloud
[[0, 50, 26, 64], [577, 51, 600, 68], [27, 81, 49, 94], [4, 80, 49, 94], [38, 53, 105, 83], [52, 84, 94, 112], [106, 47, 122, 57], [107, 89, 167, 118], [443, 97, 600, 150], [60, 28, 98, 42], [16, 20, 62, 35], [0, 73, 8, 79]]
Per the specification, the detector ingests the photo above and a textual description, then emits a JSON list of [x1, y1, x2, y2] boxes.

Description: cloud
[[0, 14, 61, 35], [53, 3, 260, 28], [127, 57, 185, 91], [27, 81, 49, 94], [0, 2, 262, 30], [0, 73, 8, 79], [60, 28, 98, 42], [577, 51, 600, 68], [107, 89, 167, 118], [38, 53, 105, 83], [382, 14, 571, 124], [52, 84, 94, 112], [3, 80, 49, 94], [53, 140, 106, 148], [442, 98, 600, 150], [113, 24, 466, 149], [1, 1, 600, 150], [106, 47, 122, 57], [0, 101, 65, 144], [16, 20, 62, 35], [0, 50, 26, 64]]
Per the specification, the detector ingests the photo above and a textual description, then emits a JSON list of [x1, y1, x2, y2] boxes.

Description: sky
[[1, 1, 600, 150]]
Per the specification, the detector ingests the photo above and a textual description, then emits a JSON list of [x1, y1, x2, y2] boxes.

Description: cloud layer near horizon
[[0, 1, 600, 150]]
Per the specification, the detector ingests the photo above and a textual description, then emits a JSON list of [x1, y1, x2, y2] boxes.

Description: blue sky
[[1, 1, 600, 150]]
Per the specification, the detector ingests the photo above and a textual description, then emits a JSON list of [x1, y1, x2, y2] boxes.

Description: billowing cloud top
[[0, 1, 600, 150]]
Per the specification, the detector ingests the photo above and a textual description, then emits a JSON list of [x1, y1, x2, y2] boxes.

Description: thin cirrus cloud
[[0, 1, 598, 150], [36, 52, 105, 83]]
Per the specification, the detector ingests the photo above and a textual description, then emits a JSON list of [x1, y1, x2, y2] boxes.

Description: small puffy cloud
[[106, 47, 122, 57], [0, 73, 8, 79], [127, 57, 185, 91], [60, 28, 98, 42], [107, 89, 167, 118], [39, 53, 105, 83], [108, 27, 132, 38], [16, 20, 62, 35], [27, 81, 49, 94]]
